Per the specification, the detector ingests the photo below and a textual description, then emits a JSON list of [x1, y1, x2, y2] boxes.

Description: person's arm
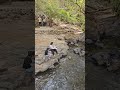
[[54, 45, 57, 50], [49, 45, 53, 49]]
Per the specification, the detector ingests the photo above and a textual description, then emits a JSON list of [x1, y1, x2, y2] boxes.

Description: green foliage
[[36, 0, 85, 30]]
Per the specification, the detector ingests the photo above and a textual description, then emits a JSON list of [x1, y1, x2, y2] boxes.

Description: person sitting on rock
[[49, 42, 58, 55], [23, 51, 35, 74], [23, 51, 34, 72]]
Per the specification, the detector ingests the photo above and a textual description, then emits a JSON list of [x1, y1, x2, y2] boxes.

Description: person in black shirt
[[22, 51, 35, 85], [23, 51, 34, 70]]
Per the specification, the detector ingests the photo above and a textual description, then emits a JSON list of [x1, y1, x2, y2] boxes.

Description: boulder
[[35, 56, 59, 74]]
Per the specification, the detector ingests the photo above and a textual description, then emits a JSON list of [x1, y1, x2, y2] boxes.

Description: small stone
[[68, 56, 72, 60], [75, 44, 79, 47], [73, 48, 80, 54], [79, 50, 85, 56]]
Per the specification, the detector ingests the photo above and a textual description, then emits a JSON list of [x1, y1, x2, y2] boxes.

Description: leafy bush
[[35, 0, 85, 30]]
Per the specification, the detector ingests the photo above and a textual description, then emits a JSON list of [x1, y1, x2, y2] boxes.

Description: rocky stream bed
[[35, 27, 85, 90]]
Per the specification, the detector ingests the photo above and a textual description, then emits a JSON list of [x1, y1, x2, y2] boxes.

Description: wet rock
[[73, 48, 80, 54]]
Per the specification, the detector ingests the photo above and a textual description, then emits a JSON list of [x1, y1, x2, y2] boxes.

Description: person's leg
[[24, 69, 33, 86], [53, 49, 58, 54], [44, 22, 47, 26], [55, 49, 58, 54], [39, 22, 41, 26], [43, 22, 45, 26], [51, 49, 54, 55]]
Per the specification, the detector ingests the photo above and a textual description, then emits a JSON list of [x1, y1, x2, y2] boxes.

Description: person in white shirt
[[49, 42, 58, 55]]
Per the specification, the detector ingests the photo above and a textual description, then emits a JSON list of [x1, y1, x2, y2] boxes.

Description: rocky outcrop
[[35, 57, 58, 74]]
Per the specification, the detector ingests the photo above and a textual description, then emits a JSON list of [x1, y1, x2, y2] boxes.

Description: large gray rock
[[35, 56, 59, 74]]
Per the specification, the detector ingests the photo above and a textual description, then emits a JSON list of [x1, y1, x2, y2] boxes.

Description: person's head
[[28, 51, 35, 58], [50, 42, 53, 45]]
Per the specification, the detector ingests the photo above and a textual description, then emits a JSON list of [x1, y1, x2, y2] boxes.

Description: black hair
[[28, 51, 35, 57], [50, 42, 53, 45]]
